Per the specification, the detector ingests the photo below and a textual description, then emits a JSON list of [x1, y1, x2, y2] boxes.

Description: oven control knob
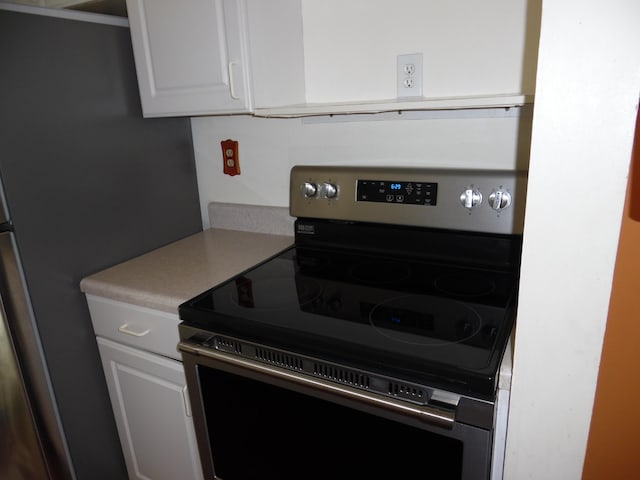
[[459, 188, 482, 209], [302, 182, 318, 198], [488, 190, 512, 211], [322, 183, 338, 199]]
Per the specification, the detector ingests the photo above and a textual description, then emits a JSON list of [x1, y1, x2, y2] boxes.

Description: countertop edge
[[80, 228, 294, 314]]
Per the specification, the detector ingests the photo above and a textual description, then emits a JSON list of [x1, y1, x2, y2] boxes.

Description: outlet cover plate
[[397, 53, 423, 98]]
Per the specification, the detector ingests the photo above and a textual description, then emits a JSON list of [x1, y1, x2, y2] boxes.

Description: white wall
[[504, 1, 640, 478], [191, 109, 532, 228], [301, 0, 539, 102]]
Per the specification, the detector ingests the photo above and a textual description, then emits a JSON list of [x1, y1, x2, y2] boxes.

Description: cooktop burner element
[[368, 294, 483, 346], [179, 166, 526, 401]]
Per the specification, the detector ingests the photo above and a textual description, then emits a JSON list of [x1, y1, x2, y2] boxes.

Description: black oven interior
[[198, 364, 465, 480], [178, 166, 526, 480]]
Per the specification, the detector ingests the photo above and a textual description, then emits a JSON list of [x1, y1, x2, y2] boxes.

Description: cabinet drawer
[[86, 295, 181, 360]]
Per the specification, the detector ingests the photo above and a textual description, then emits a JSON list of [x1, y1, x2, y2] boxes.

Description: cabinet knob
[[228, 61, 240, 100]]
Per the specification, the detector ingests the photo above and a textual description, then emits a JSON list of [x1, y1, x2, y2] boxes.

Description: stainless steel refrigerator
[[0, 4, 202, 479]]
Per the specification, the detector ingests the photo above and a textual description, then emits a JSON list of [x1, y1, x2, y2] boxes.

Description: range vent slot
[[254, 347, 304, 370], [215, 336, 242, 354], [388, 381, 427, 401], [313, 362, 371, 389]]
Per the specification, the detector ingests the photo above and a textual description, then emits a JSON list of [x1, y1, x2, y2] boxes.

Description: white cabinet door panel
[[126, 0, 251, 117], [98, 337, 203, 480]]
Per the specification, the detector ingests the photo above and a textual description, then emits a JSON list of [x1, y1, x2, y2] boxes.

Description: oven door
[[179, 341, 494, 480]]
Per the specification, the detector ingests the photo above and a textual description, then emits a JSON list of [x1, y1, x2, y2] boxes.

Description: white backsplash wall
[[191, 110, 532, 229]]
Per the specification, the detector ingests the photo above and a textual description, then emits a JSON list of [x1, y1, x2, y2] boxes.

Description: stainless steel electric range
[[178, 165, 527, 480]]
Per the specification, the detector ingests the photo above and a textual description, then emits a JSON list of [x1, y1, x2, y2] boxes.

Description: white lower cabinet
[[97, 337, 203, 480], [85, 295, 203, 480]]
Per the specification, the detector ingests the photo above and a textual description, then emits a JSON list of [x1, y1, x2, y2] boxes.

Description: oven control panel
[[357, 179, 438, 206], [290, 166, 527, 234]]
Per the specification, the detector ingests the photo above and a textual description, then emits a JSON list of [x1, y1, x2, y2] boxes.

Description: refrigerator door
[[0, 231, 72, 479], [0, 320, 46, 480]]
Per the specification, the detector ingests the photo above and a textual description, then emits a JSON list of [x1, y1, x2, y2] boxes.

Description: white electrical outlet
[[397, 53, 423, 98]]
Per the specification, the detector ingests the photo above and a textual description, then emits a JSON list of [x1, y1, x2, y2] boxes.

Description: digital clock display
[[356, 179, 438, 206]]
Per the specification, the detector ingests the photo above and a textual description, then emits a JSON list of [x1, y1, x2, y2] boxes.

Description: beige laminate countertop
[[80, 228, 294, 314]]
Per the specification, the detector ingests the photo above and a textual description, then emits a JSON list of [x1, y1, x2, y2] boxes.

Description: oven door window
[[198, 365, 463, 480]]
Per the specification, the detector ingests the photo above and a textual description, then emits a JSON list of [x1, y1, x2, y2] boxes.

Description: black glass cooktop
[[179, 242, 519, 400]]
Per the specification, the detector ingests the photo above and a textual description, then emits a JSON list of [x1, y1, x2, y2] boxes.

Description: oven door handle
[[178, 341, 455, 429]]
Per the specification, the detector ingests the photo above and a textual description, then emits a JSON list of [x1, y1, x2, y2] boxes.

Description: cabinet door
[[97, 337, 203, 480], [126, 0, 252, 117]]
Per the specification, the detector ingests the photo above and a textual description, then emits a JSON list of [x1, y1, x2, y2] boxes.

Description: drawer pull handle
[[118, 324, 150, 337]]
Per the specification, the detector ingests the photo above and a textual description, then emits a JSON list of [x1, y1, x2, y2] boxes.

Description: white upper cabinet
[[259, 0, 541, 117], [245, 0, 306, 111], [125, 0, 540, 117], [126, 0, 253, 117]]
